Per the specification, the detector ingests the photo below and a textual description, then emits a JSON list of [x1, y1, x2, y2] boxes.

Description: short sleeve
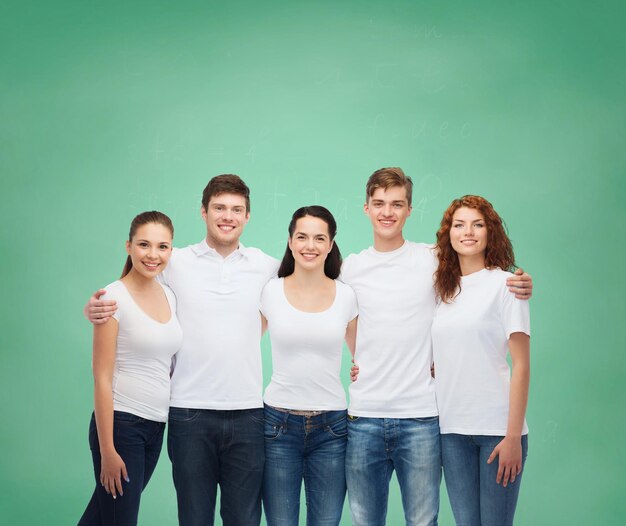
[[259, 280, 273, 318], [500, 282, 530, 339], [161, 284, 177, 314], [102, 282, 123, 323], [343, 283, 358, 321]]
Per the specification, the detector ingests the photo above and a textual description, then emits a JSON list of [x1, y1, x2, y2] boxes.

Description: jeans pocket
[[168, 407, 200, 423], [326, 416, 348, 438], [264, 422, 284, 440]]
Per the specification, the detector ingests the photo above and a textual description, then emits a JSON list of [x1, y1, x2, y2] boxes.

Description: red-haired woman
[[432, 196, 530, 526]]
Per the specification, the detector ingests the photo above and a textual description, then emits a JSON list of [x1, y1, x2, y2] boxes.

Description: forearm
[[506, 361, 529, 438], [94, 380, 116, 454]]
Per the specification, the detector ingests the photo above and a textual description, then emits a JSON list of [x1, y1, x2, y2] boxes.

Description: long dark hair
[[121, 211, 174, 278], [277, 206, 342, 279]]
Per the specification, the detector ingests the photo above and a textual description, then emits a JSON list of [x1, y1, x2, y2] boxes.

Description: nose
[[382, 204, 393, 216], [147, 246, 158, 259]]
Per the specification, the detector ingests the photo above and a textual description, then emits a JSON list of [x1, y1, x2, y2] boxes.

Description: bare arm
[[506, 268, 533, 300], [85, 289, 118, 325], [487, 332, 530, 486], [92, 319, 128, 498], [261, 313, 268, 336], [345, 316, 358, 358]]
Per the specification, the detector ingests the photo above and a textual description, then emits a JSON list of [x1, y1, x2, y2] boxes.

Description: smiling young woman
[[78, 211, 182, 526], [260, 206, 358, 526], [432, 196, 530, 526]]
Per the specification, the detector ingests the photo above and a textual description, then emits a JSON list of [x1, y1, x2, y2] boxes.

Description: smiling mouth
[[218, 225, 235, 232], [379, 220, 396, 227], [143, 262, 159, 270], [300, 253, 318, 260]]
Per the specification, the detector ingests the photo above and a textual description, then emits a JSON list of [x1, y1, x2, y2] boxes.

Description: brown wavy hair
[[434, 195, 515, 303]]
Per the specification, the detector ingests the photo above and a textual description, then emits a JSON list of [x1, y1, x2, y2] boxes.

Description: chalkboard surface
[[1, 1, 624, 524]]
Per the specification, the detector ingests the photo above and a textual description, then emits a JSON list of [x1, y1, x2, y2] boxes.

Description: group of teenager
[[77, 167, 532, 526]]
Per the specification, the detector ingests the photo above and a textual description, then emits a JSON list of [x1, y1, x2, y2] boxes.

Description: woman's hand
[[486, 436, 522, 487], [100, 449, 129, 498]]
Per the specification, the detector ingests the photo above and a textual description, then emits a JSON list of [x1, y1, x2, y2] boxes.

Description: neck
[[122, 269, 157, 290], [458, 254, 486, 276], [287, 266, 330, 287], [206, 236, 239, 258], [373, 234, 405, 252]]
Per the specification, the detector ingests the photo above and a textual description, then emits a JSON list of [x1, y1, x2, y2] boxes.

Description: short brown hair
[[201, 174, 251, 212], [365, 167, 413, 206]]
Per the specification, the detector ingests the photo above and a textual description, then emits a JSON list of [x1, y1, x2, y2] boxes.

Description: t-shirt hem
[[114, 405, 168, 423], [264, 398, 348, 411], [440, 427, 529, 436], [348, 408, 439, 418], [169, 399, 263, 410]]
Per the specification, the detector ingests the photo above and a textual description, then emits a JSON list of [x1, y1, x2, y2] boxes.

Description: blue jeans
[[441, 434, 528, 526], [345, 416, 441, 526], [167, 407, 265, 526], [78, 411, 165, 526], [262, 405, 348, 526]]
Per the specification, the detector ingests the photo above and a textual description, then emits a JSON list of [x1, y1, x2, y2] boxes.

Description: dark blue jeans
[[441, 434, 528, 526], [78, 411, 165, 526], [167, 407, 265, 526], [262, 405, 348, 526]]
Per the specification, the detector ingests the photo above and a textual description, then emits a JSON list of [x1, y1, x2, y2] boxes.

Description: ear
[[125, 240, 131, 255], [244, 210, 250, 225], [363, 202, 369, 215], [288, 236, 293, 251], [200, 205, 207, 220], [328, 240, 334, 253], [407, 205, 413, 217]]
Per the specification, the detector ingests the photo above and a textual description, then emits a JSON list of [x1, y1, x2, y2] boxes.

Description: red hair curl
[[434, 195, 515, 303]]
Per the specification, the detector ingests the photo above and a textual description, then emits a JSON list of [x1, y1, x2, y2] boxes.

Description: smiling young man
[[340, 167, 532, 526], [86, 175, 279, 526]]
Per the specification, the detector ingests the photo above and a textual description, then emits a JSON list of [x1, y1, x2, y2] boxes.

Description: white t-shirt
[[261, 278, 358, 411], [159, 241, 279, 410], [431, 268, 531, 436], [101, 280, 182, 423], [340, 241, 439, 418]]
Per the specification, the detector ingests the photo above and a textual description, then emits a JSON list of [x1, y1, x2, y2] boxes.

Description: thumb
[[514, 267, 524, 276], [93, 289, 107, 300]]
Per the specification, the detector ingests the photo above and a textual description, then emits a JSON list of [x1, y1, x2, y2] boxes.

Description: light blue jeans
[[441, 434, 528, 526], [345, 416, 442, 526], [262, 404, 348, 526]]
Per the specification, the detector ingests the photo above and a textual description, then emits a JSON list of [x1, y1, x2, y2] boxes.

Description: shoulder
[[336, 279, 356, 299], [101, 280, 125, 301], [406, 240, 437, 260], [158, 282, 177, 303], [341, 248, 371, 279], [243, 246, 280, 272]]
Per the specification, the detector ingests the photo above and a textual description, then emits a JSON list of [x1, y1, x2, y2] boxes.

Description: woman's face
[[288, 215, 333, 272], [126, 222, 173, 279], [449, 207, 487, 258]]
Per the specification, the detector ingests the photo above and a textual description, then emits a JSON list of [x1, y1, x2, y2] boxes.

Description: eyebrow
[[295, 231, 328, 237], [452, 219, 484, 223]]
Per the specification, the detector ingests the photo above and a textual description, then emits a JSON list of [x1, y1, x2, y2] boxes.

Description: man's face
[[201, 193, 249, 251], [364, 186, 412, 246]]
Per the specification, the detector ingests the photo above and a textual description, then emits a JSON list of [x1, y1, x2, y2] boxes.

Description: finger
[[486, 449, 497, 464], [93, 289, 107, 300], [496, 462, 504, 484], [514, 268, 524, 276], [106, 477, 115, 497], [122, 464, 129, 484], [502, 465, 510, 487], [115, 473, 124, 497]]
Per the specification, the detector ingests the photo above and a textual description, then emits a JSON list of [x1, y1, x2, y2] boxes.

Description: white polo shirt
[[340, 241, 439, 418], [159, 240, 279, 410]]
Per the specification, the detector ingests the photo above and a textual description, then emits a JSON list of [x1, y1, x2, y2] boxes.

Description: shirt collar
[[191, 239, 247, 261]]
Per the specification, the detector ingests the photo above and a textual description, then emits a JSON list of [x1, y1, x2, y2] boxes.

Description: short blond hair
[[365, 167, 413, 206]]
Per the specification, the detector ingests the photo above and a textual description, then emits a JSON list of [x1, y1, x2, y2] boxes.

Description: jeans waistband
[[264, 404, 346, 426]]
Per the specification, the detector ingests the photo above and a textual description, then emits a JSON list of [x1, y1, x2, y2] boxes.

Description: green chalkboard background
[[1, 0, 624, 524]]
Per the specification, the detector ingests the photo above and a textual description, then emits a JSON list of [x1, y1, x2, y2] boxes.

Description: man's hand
[[506, 268, 533, 300], [84, 289, 118, 325]]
